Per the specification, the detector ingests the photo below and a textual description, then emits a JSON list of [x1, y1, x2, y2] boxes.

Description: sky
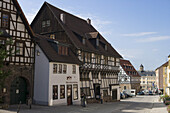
[[18, 0, 170, 71]]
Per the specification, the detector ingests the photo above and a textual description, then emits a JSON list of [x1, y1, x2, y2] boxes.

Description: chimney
[[60, 13, 66, 23], [87, 18, 91, 25]]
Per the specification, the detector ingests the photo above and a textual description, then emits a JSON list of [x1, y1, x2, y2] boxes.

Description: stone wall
[[2, 65, 33, 105]]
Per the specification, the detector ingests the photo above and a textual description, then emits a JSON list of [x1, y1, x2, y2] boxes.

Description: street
[[0, 95, 167, 113]]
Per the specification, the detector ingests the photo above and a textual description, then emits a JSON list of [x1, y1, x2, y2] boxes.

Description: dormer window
[[58, 45, 68, 56]]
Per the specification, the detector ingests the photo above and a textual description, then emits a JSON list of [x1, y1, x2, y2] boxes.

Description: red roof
[[120, 59, 140, 77]]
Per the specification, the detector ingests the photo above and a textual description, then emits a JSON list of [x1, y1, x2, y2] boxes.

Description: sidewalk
[[151, 98, 168, 113]]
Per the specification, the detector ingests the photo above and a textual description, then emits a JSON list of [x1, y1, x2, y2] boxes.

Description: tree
[[0, 33, 14, 103]]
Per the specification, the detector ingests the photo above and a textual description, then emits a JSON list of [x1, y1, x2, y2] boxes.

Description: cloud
[[122, 32, 157, 37], [136, 36, 170, 43]]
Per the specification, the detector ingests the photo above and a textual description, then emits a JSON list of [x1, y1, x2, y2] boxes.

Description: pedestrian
[[82, 93, 86, 107], [100, 93, 103, 104], [28, 97, 32, 109]]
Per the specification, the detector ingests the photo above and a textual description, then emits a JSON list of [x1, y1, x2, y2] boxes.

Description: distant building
[[155, 55, 170, 95], [138, 65, 156, 91], [118, 59, 141, 93]]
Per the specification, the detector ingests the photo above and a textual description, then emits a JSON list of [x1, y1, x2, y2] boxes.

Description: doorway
[[67, 85, 72, 105], [93, 84, 100, 99], [10, 77, 28, 104], [112, 89, 117, 100]]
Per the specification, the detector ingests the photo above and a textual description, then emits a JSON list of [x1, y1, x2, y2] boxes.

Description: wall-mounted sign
[[67, 76, 72, 80]]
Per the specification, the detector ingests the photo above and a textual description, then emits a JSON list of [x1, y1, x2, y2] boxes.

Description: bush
[[167, 105, 170, 113], [165, 100, 170, 105]]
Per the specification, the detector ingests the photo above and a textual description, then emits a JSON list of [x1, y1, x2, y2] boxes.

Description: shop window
[[60, 85, 65, 99], [53, 85, 58, 100], [53, 64, 57, 74], [73, 84, 78, 100]]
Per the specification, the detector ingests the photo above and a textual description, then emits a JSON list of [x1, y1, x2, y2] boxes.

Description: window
[[0, 39, 5, 45], [42, 20, 50, 28], [73, 84, 78, 100], [50, 34, 55, 39], [42, 21, 46, 28], [72, 65, 76, 74], [58, 45, 68, 55], [103, 90, 108, 96], [53, 64, 57, 74], [46, 20, 50, 27], [58, 64, 62, 74], [16, 41, 24, 56], [2, 13, 9, 28], [80, 72, 90, 81], [81, 87, 90, 96], [92, 72, 98, 79], [63, 64, 67, 74], [124, 86, 126, 90], [53, 85, 58, 100], [60, 85, 65, 99]]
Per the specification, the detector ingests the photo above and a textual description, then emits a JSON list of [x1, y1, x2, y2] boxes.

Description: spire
[[140, 64, 144, 72]]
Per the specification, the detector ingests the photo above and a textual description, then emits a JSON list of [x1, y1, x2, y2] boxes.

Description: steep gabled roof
[[35, 34, 82, 64], [31, 2, 122, 58], [12, 0, 35, 38], [120, 59, 140, 77]]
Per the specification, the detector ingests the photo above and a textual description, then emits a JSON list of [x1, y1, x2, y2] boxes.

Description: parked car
[[149, 91, 153, 95], [120, 92, 125, 99], [137, 91, 145, 95]]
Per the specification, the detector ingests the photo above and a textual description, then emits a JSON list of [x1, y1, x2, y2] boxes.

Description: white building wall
[[48, 63, 80, 106], [34, 45, 49, 105]]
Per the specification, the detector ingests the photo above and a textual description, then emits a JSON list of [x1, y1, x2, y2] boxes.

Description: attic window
[[60, 13, 66, 23], [58, 45, 68, 56], [105, 45, 107, 51], [42, 20, 50, 28], [96, 39, 99, 46], [82, 38, 85, 45]]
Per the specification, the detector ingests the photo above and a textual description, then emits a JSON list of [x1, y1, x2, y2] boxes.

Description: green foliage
[[0, 38, 14, 104]]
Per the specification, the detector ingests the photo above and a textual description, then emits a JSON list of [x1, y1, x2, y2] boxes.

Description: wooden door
[[67, 85, 72, 105], [10, 77, 27, 104]]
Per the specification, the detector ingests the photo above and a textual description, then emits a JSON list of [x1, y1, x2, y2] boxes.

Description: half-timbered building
[[34, 35, 81, 106], [118, 59, 141, 93], [31, 2, 122, 103], [0, 0, 35, 104]]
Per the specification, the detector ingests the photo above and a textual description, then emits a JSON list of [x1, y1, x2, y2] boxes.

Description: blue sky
[[18, 0, 170, 70]]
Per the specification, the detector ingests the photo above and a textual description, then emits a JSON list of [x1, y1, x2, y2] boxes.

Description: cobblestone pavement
[[0, 95, 167, 113]]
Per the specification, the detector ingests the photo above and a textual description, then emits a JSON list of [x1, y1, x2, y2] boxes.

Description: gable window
[[58, 64, 62, 74], [72, 65, 76, 74], [2, 13, 9, 28], [53, 85, 58, 100], [63, 64, 67, 74], [42, 20, 50, 28], [42, 21, 46, 28], [16, 41, 24, 56], [60, 85, 65, 99], [53, 64, 57, 74]]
